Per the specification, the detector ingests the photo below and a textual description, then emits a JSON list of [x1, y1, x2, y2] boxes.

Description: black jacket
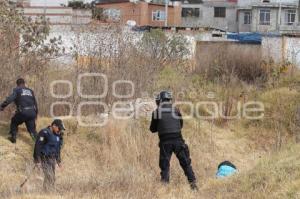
[[34, 127, 63, 163], [1, 86, 38, 114]]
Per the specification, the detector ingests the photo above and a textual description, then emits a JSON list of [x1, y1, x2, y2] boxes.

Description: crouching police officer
[[33, 119, 65, 192], [0, 78, 38, 143], [150, 91, 198, 190]]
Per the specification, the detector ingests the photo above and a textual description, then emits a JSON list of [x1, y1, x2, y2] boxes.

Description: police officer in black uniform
[[0, 78, 38, 143], [33, 119, 65, 192], [150, 91, 198, 190]]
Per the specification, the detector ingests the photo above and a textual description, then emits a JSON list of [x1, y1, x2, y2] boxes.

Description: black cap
[[51, 119, 66, 131]]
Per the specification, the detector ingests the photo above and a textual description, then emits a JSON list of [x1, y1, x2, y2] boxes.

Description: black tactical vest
[[156, 103, 181, 135], [15, 87, 36, 110]]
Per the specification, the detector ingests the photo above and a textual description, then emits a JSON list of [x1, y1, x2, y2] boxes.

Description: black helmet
[[159, 91, 172, 102]]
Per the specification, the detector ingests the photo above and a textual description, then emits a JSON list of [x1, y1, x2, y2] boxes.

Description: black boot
[[190, 181, 198, 191], [8, 136, 16, 144], [160, 178, 170, 185]]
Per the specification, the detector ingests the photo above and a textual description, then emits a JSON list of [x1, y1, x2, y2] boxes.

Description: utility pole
[[298, 0, 300, 23], [278, 0, 282, 32], [44, 0, 47, 17], [165, 0, 168, 27]]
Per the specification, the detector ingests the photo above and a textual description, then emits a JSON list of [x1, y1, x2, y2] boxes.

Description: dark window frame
[[244, 11, 252, 24], [181, 8, 200, 18], [285, 9, 296, 25], [214, 7, 226, 18]]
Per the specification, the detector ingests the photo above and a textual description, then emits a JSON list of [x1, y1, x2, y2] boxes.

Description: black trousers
[[10, 110, 37, 140], [159, 140, 196, 183], [41, 157, 56, 192]]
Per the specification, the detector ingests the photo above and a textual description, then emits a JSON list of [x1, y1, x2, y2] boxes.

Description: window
[[259, 9, 270, 25], [244, 11, 252, 24], [181, 8, 200, 17], [103, 9, 121, 21], [285, 9, 296, 25], [152, 10, 166, 21], [214, 7, 226, 18]]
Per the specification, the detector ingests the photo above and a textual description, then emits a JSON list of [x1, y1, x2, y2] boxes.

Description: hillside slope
[[0, 116, 270, 199]]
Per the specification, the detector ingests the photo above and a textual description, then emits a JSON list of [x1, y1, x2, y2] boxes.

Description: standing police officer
[[33, 119, 65, 192], [0, 78, 38, 143], [150, 91, 198, 190]]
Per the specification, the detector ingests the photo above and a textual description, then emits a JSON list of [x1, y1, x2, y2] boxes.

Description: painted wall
[[262, 36, 300, 67]]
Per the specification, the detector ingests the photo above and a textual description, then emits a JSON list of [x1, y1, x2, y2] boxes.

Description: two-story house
[[95, 0, 182, 27], [182, 0, 300, 34], [238, 0, 300, 33]]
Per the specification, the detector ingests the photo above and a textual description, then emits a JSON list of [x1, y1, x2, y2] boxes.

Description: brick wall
[[97, 2, 181, 27]]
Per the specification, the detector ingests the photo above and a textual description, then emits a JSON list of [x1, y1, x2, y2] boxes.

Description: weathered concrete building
[[182, 0, 238, 32], [182, 0, 300, 34]]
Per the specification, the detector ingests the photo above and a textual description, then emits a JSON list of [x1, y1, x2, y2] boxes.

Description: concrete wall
[[30, 0, 69, 7], [72, 9, 92, 25], [19, 7, 92, 25], [195, 41, 261, 68], [20, 7, 73, 24], [262, 36, 283, 62], [262, 36, 300, 67], [285, 37, 300, 66], [29, 0, 93, 6]]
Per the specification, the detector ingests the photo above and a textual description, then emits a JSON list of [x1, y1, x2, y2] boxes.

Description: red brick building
[[96, 0, 182, 27]]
